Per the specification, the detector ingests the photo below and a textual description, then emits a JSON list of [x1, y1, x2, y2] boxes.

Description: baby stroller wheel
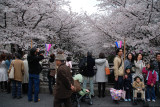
[[88, 100, 93, 105], [77, 104, 80, 107]]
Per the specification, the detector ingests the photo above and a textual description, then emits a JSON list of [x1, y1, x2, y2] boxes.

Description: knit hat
[[73, 74, 83, 83], [55, 54, 66, 61]]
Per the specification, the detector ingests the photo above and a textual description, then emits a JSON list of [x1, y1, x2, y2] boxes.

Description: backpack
[[146, 70, 158, 81], [78, 57, 87, 71]]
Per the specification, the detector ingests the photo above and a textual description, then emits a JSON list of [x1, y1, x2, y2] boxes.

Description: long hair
[[135, 53, 143, 62], [126, 53, 134, 63]]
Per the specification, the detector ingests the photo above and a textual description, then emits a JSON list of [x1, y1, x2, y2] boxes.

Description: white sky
[[69, 0, 98, 14]]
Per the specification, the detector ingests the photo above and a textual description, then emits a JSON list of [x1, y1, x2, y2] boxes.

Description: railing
[[41, 63, 115, 85]]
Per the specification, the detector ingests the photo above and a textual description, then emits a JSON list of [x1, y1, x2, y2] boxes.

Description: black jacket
[[27, 54, 44, 75], [123, 73, 132, 90], [80, 56, 95, 77]]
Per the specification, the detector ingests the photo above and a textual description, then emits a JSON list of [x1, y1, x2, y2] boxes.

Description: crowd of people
[[112, 48, 159, 104], [0, 47, 160, 107]]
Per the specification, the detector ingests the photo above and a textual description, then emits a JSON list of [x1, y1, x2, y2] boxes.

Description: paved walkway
[[1, 92, 160, 107]]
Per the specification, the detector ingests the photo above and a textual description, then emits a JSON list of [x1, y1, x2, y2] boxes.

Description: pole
[[31, 39, 32, 48]]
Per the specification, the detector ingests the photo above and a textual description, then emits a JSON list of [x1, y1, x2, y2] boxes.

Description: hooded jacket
[[95, 59, 109, 82], [142, 67, 157, 85]]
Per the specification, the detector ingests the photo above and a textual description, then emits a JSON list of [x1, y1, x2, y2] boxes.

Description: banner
[[115, 41, 122, 48], [45, 44, 51, 55]]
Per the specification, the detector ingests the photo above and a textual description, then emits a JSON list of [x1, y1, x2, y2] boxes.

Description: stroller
[[71, 74, 93, 107], [132, 73, 146, 105]]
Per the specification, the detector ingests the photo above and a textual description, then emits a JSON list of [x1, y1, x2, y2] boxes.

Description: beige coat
[[132, 81, 145, 89], [113, 56, 124, 78], [8, 59, 24, 82]]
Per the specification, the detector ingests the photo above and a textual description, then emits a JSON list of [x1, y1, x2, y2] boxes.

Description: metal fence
[[41, 63, 115, 85]]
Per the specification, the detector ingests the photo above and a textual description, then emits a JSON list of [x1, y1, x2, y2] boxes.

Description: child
[[123, 66, 132, 101], [132, 76, 145, 104], [142, 63, 157, 102]]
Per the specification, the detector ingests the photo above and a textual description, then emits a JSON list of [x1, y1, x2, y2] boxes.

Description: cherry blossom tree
[[93, 0, 160, 57]]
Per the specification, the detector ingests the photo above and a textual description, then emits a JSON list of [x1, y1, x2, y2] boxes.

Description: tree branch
[[32, 15, 43, 29]]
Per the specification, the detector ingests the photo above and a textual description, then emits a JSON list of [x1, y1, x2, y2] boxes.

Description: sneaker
[[147, 99, 151, 102], [124, 99, 128, 101], [152, 100, 155, 102], [128, 99, 131, 101], [34, 99, 40, 102]]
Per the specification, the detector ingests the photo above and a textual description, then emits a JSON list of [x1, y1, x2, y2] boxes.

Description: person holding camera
[[27, 47, 44, 102]]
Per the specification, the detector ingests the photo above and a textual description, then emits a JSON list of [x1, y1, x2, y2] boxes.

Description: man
[[54, 53, 74, 107], [114, 48, 124, 90], [152, 53, 160, 98], [79, 52, 95, 97], [8, 53, 24, 99], [27, 47, 44, 102]]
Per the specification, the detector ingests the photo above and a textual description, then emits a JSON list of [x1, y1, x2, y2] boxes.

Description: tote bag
[[9, 62, 14, 79], [105, 67, 110, 75]]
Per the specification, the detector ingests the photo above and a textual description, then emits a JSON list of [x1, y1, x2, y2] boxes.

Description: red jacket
[[142, 67, 157, 85]]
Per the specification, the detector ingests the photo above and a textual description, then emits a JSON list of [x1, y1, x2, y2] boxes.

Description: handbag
[[105, 67, 110, 75], [72, 80, 81, 92], [9, 63, 14, 79], [110, 88, 122, 100]]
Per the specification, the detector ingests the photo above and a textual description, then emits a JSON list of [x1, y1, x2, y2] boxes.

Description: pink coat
[[142, 67, 157, 85]]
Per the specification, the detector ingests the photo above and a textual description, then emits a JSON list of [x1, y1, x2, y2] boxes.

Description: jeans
[[12, 80, 22, 97], [28, 74, 40, 102], [83, 76, 94, 96], [147, 85, 155, 100], [114, 76, 123, 90]]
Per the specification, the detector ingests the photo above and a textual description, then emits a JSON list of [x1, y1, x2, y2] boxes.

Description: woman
[[134, 53, 145, 75], [124, 53, 134, 73], [48, 53, 56, 94], [0, 54, 8, 92], [5, 54, 12, 93], [95, 53, 109, 98], [8, 53, 24, 99], [22, 54, 29, 94]]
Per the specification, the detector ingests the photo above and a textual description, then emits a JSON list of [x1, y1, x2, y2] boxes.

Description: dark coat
[[152, 60, 160, 81], [54, 63, 74, 99], [123, 73, 132, 90], [27, 54, 44, 75], [80, 56, 95, 77]]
